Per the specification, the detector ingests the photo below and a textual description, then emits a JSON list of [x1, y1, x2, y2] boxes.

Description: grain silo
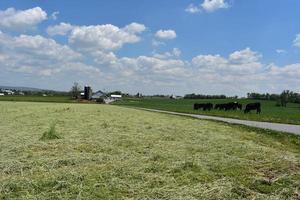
[[84, 86, 92, 100]]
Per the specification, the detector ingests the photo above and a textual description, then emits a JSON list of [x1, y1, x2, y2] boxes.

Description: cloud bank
[[1, 6, 300, 95], [0, 7, 47, 31], [186, 0, 229, 13]]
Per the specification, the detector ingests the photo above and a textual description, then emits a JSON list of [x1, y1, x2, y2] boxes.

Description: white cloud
[[192, 48, 263, 74], [276, 49, 287, 54], [63, 62, 101, 76], [68, 24, 145, 52], [152, 39, 165, 47], [47, 22, 74, 36], [0, 32, 101, 77], [93, 51, 118, 65], [185, 4, 201, 13], [115, 55, 189, 78], [0, 54, 9, 64], [1, 17, 300, 95], [269, 63, 300, 78], [153, 48, 181, 59], [229, 47, 261, 64], [12, 34, 82, 62], [0, 7, 47, 31], [155, 29, 177, 40], [47, 22, 146, 52], [293, 34, 300, 47], [201, 0, 229, 12], [172, 48, 181, 57], [51, 11, 59, 20], [123, 22, 146, 33], [192, 54, 227, 69]]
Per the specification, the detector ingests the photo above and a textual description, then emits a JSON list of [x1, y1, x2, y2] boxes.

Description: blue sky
[[1, 0, 300, 95]]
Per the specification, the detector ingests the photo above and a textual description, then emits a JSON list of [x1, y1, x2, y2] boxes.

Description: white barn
[[110, 94, 122, 99]]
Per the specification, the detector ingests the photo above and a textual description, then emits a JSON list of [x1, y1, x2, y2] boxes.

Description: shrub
[[96, 97, 105, 104], [275, 100, 281, 107]]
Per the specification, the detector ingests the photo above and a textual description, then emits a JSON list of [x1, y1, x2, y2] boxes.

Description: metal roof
[[91, 90, 106, 99]]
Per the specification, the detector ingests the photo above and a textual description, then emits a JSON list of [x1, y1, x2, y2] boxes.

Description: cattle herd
[[193, 102, 261, 114]]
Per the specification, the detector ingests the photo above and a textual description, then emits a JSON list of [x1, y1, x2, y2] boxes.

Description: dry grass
[[0, 101, 299, 199]]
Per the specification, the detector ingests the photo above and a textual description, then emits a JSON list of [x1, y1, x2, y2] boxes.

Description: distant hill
[[0, 86, 60, 92]]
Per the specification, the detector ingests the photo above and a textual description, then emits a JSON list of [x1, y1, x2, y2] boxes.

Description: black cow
[[215, 103, 229, 110], [228, 102, 243, 110], [244, 102, 261, 114], [226, 102, 237, 110], [194, 103, 213, 111], [215, 102, 242, 111], [214, 104, 223, 110], [237, 103, 243, 110]]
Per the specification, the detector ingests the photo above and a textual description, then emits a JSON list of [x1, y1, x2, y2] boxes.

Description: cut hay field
[[114, 98, 300, 125], [0, 95, 73, 103], [0, 101, 299, 199]]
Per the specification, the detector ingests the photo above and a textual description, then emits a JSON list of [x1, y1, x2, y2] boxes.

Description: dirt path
[[140, 108, 300, 136]]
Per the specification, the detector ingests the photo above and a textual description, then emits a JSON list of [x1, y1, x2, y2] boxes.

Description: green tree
[[70, 82, 81, 99], [280, 90, 290, 107]]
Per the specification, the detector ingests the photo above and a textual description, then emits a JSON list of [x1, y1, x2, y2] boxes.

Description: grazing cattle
[[226, 102, 237, 110], [214, 104, 223, 110], [244, 102, 261, 114], [215, 103, 228, 110], [215, 102, 242, 111], [237, 103, 243, 110], [194, 103, 213, 111]]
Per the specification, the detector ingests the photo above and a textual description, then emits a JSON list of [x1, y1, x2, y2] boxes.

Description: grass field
[[0, 101, 299, 199], [114, 98, 300, 125], [0, 95, 73, 103]]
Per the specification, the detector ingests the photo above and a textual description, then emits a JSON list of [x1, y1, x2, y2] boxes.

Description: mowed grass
[[0, 102, 299, 199], [114, 98, 300, 125]]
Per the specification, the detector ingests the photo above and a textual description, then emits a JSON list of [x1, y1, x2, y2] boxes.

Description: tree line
[[247, 90, 300, 106], [184, 93, 236, 99], [185, 91, 300, 107]]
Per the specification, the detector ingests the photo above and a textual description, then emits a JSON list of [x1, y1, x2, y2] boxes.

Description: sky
[[0, 0, 300, 96]]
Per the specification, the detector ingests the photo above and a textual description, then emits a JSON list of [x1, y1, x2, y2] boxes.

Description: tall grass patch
[[40, 123, 61, 140]]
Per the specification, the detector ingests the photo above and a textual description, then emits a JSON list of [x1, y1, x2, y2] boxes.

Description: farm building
[[2, 89, 14, 95], [91, 90, 106, 99], [84, 86, 92, 100], [170, 95, 183, 99], [111, 94, 122, 100]]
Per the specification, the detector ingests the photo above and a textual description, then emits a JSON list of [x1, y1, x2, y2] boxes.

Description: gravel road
[[140, 108, 300, 136]]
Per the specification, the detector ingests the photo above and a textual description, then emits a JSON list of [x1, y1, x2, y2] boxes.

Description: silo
[[84, 86, 92, 100]]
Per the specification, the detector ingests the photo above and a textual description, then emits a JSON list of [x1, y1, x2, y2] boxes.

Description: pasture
[[0, 101, 299, 199], [114, 98, 300, 125]]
